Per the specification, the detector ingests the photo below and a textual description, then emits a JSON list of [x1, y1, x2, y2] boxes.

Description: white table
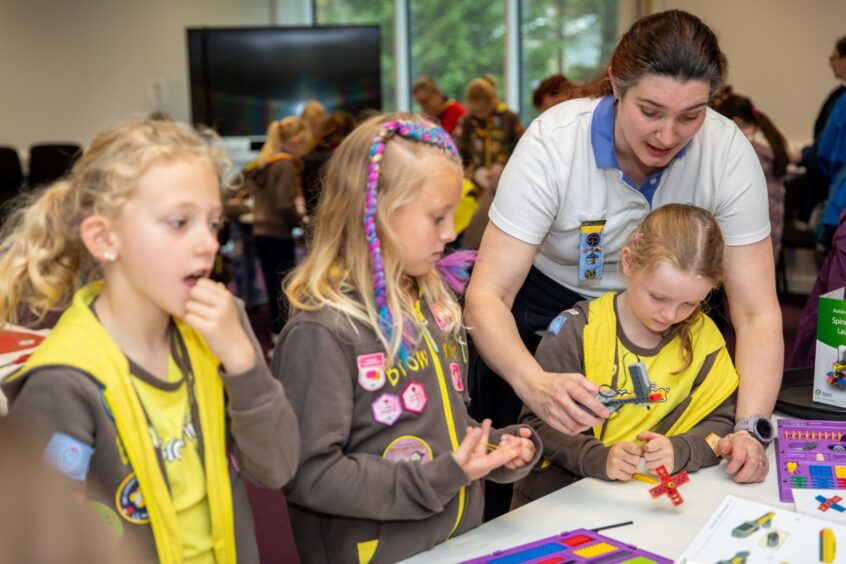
[[402, 435, 791, 563]]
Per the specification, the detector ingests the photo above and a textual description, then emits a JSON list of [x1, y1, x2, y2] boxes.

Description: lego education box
[[814, 288, 846, 408]]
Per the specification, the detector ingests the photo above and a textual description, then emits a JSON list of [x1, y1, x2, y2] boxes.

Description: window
[[316, 0, 396, 111], [520, 0, 618, 121], [409, 0, 506, 113], [316, 0, 620, 119]]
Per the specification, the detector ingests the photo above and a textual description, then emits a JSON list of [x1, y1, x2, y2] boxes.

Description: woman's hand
[[637, 431, 675, 474], [718, 432, 768, 483], [522, 370, 609, 435], [184, 279, 256, 375]]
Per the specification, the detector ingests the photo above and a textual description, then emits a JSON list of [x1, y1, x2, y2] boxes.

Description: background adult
[[532, 74, 572, 113], [465, 9, 780, 517], [412, 75, 467, 135], [796, 35, 846, 225]]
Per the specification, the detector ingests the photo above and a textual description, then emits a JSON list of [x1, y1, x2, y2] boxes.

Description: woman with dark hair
[[714, 93, 789, 259], [465, 10, 778, 517], [532, 74, 572, 113]]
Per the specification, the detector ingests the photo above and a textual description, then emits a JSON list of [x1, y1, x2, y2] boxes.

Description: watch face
[[755, 418, 774, 440]]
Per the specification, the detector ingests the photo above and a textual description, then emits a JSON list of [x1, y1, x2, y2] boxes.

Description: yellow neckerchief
[[9, 281, 236, 564], [583, 292, 738, 446]]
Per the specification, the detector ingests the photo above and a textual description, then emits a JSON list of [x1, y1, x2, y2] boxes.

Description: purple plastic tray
[[460, 528, 672, 564], [775, 419, 846, 502]]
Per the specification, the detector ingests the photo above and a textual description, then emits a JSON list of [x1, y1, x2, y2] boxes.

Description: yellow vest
[[9, 281, 236, 563], [583, 293, 738, 445]]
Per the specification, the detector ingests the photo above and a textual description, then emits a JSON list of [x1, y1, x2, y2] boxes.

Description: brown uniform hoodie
[[273, 300, 541, 563]]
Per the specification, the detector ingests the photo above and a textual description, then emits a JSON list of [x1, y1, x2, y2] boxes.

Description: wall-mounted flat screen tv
[[187, 25, 381, 136]]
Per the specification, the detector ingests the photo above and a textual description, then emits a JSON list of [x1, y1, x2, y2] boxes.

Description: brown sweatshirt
[[3, 302, 299, 563], [273, 301, 541, 563], [250, 157, 302, 239], [512, 298, 735, 509]]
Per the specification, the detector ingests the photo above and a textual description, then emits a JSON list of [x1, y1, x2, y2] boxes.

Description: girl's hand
[[184, 278, 256, 374], [452, 419, 519, 481], [498, 427, 536, 470], [637, 431, 675, 474], [606, 441, 643, 481]]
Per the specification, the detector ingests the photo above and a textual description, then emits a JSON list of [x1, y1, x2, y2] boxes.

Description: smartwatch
[[734, 416, 774, 446]]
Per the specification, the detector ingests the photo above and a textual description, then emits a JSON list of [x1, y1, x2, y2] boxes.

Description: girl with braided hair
[[273, 114, 539, 563]]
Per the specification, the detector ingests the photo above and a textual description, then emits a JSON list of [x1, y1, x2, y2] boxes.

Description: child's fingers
[[620, 441, 643, 457], [518, 426, 533, 439], [478, 419, 493, 448], [456, 426, 483, 459], [636, 431, 661, 442]]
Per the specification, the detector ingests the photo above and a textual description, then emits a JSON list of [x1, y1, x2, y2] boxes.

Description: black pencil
[[591, 520, 634, 533]]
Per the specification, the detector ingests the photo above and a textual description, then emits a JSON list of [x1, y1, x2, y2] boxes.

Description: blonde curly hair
[[0, 120, 230, 325]]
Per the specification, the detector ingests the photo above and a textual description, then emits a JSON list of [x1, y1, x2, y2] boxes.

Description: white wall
[[0, 0, 298, 155], [648, 0, 846, 146], [1, 0, 842, 156]]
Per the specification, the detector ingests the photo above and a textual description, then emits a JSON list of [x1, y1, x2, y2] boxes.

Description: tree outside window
[[410, 0, 505, 115], [521, 0, 618, 121]]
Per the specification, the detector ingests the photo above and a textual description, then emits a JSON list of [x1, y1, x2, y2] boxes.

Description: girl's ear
[[608, 66, 621, 100], [620, 246, 633, 276], [80, 215, 119, 263]]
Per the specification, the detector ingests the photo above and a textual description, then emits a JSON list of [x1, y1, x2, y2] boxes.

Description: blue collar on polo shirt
[[590, 95, 690, 207]]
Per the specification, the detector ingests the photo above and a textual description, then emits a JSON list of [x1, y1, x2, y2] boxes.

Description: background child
[[274, 114, 540, 563], [513, 204, 738, 508], [252, 116, 313, 336], [0, 120, 299, 563], [713, 92, 789, 259]]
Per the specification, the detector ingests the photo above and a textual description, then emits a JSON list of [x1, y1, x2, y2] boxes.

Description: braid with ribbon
[[364, 120, 460, 358]]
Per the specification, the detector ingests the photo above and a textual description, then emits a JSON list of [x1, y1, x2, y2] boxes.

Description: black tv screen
[[187, 26, 382, 136]]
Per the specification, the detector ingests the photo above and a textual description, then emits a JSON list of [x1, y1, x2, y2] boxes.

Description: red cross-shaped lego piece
[[648, 465, 689, 506]]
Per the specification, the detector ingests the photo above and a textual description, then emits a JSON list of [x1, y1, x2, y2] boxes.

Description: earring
[[102, 251, 117, 262]]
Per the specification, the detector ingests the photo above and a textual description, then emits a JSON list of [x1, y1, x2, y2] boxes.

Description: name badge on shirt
[[578, 220, 606, 281]]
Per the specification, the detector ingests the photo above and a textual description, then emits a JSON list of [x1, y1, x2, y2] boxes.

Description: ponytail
[[0, 181, 91, 325]]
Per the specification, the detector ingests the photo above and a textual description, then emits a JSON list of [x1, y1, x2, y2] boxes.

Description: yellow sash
[[583, 292, 738, 445], [9, 281, 236, 563]]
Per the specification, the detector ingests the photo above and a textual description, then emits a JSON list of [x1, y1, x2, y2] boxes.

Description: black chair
[[0, 145, 24, 223], [27, 143, 82, 187]]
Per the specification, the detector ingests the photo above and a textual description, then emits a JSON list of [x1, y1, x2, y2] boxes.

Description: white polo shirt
[[490, 95, 770, 298]]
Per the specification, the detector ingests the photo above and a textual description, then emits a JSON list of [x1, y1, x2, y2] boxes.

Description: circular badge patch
[[383, 435, 433, 463], [88, 501, 124, 539], [115, 473, 149, 524]]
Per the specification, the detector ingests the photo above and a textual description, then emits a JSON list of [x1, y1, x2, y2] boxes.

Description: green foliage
[[316, 0, 619, 120]]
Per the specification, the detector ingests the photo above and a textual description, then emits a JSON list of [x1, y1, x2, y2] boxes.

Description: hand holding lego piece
[[497, 427, 537, 470], [606, 441, 644, 481], [638, 431, 675, 474], [453, 419, 522, 481]]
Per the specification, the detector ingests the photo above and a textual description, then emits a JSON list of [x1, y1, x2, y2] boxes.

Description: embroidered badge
[[450, 362, 464, 392], [371, 393, 403, 426], [357, 352, 386, 392], [115, 473, 149, 524], [548, 314, 567, 336], [578, 220, 606, 281], [88, 501, 124, 539], [431, 304, 448, 331], [43, 432, 93, 482], [401, 381, 428, 413], [383, 435, 433, 463]]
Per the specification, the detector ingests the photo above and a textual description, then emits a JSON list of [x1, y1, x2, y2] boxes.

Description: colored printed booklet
[[678, 495, 846, 563], [460, 528, 671, 564]]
